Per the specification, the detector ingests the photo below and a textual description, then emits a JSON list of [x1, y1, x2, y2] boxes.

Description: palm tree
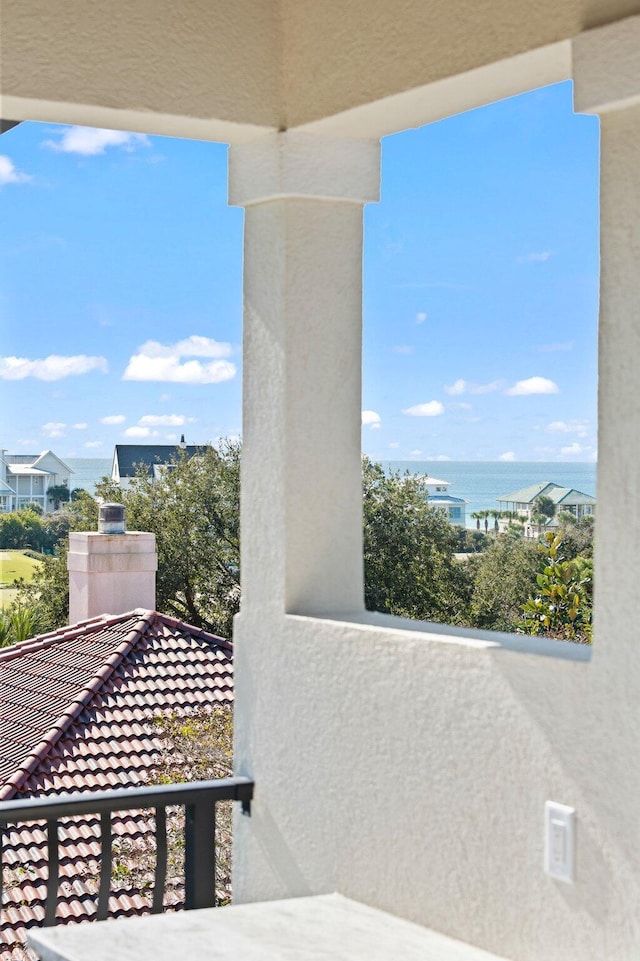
[[532, 494, 556, 530], [471, 511, 482, 531]]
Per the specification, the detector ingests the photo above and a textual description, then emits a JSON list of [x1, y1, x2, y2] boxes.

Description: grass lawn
[[0, 550, 42, 609]]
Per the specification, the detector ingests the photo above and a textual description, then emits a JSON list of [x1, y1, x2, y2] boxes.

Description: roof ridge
[[0, 611, 147, 663], [0, 611, 156, 800], [151, 610, 233, 653]]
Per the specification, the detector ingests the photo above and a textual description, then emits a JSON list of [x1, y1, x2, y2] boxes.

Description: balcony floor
[[30, 893, 512, 961]]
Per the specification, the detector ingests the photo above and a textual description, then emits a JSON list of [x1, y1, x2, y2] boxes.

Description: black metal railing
[[0, 777, 254, 926]]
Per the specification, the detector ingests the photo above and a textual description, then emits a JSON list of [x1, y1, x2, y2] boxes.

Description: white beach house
[[417, 474, 467, 526], [0, 449, 73, 514]]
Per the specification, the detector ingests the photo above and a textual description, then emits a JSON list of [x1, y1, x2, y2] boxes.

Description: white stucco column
[[229, 132, 380, 616], [574, 16, 640, 670]]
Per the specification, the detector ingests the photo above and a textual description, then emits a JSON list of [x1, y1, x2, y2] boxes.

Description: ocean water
[[384, 461, 597, 528], [65, 456, 597, 529], [65, 458, 112, 495]]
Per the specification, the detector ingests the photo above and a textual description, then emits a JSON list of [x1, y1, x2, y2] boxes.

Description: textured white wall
[[232, 18, 640, 961]]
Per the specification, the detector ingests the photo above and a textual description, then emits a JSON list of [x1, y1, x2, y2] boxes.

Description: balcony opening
[[362, 80, 599, 644]]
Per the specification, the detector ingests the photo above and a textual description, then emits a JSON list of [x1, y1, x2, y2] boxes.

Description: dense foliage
[[521, 532, 592, 643], [468, 536, 540, 633], [14, 446, 594, 644], [363, 458, 473, 624], [0, 508, 72, 553], [0, 603, 44, 647], [95, 441, 241, 636]]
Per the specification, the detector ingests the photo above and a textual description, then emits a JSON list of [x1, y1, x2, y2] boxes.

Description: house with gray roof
[[111, 441, 207, 489], [497, 481, 596, 530]]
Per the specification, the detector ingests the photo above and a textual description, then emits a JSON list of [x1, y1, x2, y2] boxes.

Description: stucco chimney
[[67, 504, 157, 622]]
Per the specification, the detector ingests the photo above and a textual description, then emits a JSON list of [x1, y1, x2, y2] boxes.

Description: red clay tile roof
[[0, 609, 233, 960]]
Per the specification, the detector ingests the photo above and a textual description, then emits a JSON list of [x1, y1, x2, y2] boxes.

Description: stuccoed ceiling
[[2, 0, 640, 141]]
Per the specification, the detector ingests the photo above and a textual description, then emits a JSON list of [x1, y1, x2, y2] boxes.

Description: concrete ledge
[[29, 893, 512, 961]]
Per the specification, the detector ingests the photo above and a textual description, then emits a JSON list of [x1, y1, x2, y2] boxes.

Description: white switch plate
[[545, 801, 575, 883]]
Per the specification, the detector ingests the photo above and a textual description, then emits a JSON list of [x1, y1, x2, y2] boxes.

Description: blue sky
[[0, 81, 599, 463]]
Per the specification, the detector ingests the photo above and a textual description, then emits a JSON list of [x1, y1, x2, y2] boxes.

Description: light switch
[[544, 801, 575, 883]]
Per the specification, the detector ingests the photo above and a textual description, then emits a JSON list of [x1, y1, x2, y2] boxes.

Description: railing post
[[97, 811, 112, 921], [184, 796, 216, 909], [44, 819, 59, 927]]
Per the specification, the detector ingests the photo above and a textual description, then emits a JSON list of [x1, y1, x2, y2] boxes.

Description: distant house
[[0, 450, 73, 514], [415, 475, 467, 527], [497, 481, 596, 534], [0, 608, 233, 958], [111, 439, 207, 489]]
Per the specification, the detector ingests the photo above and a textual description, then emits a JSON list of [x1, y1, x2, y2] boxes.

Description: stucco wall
[[230, 14, 640, 959], [233, 610, 639, 961]]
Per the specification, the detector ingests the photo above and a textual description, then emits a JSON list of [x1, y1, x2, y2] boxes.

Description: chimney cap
[[98, 502, 126, 534]]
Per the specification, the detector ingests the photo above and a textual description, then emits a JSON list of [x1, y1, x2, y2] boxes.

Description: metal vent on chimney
[[98, 503, 126, 534]]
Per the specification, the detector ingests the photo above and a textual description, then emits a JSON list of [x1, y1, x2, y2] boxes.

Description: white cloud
[[452, 402, 473, 411], [100, 414, 126, 425], [433, 454, 451, 462], [445, 379, 466, 396], [0, 354, 108, 381], [416, 312, 427, 324], [124, 426, 154, 438], [73, 422, 88, 430], [165, 433, 178, 441], [393, 345, 414, 355], [506, 376, 559, 396], [138, 414, 195, 428], [444, 378, 501, 396], [123, 336, 236, 384], [362, 410, 382, 429], [515, 251, 552, 264], [43, 126, 150, 156], [403, 401, 445, 417], [499, 451, 516, 462], [160, 393, 171, 402], [85, 440, 103, 449], [560, 441, 590, 456], [41, 422, 66, 438], [0, 155, 32, 185], [409, 449, 423, 457], [546, 420, 589, 438], [389, 442, 401, 449]]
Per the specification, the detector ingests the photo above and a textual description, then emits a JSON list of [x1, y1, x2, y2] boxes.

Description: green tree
[[521, 532, 592, 643], [0, 602, 44, 648], [17, 546, 71, 633], [47, 484, 70, 510], [363, 459, 473, 624], [95, 442, 241, 637], [531, 493, 556, 528], [470, 536, 540, 632]]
